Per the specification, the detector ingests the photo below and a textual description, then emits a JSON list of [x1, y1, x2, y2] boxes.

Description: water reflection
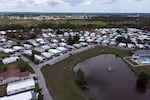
[[74, 54, 150, 100]]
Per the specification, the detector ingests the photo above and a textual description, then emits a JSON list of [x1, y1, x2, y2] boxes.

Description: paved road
[[21, 44, 96, 100], [21, 56, 53, 100], [38, 44, 96, 68]]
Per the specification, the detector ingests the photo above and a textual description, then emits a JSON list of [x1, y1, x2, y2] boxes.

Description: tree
[[17, 61, 33, 73], [74, 34, 80, 42], [67, 35, 75, 45], [136, 73, 149, 91], [18, 61, 28, 72], [75, 69, 87, 89]]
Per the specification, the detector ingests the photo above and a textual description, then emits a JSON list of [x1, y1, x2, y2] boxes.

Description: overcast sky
[[0, 0, 149, 13]]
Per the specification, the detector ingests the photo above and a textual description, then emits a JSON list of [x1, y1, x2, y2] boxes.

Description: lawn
[[41, 46, 135, 100], [124, 57, 138, 66]]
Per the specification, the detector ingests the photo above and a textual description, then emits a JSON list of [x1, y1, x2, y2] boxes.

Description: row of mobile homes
[[7, 78, 35, 95], [0, 91, 33, 100], [2, 56, 20, 64]]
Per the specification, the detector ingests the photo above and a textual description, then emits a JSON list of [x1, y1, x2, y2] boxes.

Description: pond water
[[74, 54, 150, 100]]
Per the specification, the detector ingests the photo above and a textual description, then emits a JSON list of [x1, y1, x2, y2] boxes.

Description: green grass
[[42, 46, 150, 100], [41, 46, 133, 100], [125, 57, 138, 66]]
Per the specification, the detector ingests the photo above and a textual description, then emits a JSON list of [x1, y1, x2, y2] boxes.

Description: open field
[[42, 46, 150, 100]]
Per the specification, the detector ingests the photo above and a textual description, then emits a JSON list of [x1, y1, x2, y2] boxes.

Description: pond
[[74, 54, 150, 100]]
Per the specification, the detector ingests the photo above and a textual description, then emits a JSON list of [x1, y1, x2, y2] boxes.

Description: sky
[[0, 0, 149, 13]]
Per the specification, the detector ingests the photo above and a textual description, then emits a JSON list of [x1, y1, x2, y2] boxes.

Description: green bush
[[17, 61, 34, 73], [75, 69, 87, 88]]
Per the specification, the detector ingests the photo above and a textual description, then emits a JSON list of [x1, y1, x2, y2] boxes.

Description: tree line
[[0, 17, 150, 31]]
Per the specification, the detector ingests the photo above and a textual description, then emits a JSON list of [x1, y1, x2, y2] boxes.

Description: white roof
[[86, 39, 93, 42], [23, 50, 32, 55], [79, 38, 85, 42], [36, 38, 44, 42], [127, 43, 135, 48], [109, 41, 116, 45], [64, 32, 69, 37], [0, 31, 6, 35], [0, 47, 3, 52], [80, 42, 88, 46], [118, 43, 126, 47], [140, 60, 150, 64], [41, 52, 53, 58], [59, 42, 67, 47], [0, 38, 6, 42], [32, 42, 39, 47], [73, 44, 82, 48], [23, 44, 32, 49], [90, 33, 96, 37], [2, 56, 20, 64], [51, 39, 58, 43], [136, 44, 144, 48], [50, 43, 58, 48], [66, 45, 76, 50], [49, 49, 61, 54], [42, 33, 49, 38], [56, 47, 67, 52], [3, 48, 14, 53], [34, 47, 45, 53], [7, 78, 35, 95], [41, 45, 50, 50], [13, 46, 24, 51], [102, 40, 109, 44], [34, 55, 44, 61], [0, 91, 32, 100], [95, 39, 101, 43]]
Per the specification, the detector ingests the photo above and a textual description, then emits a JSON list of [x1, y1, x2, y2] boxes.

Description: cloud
[[101, 0, 117, 4], [0, 0, 145, 8]]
